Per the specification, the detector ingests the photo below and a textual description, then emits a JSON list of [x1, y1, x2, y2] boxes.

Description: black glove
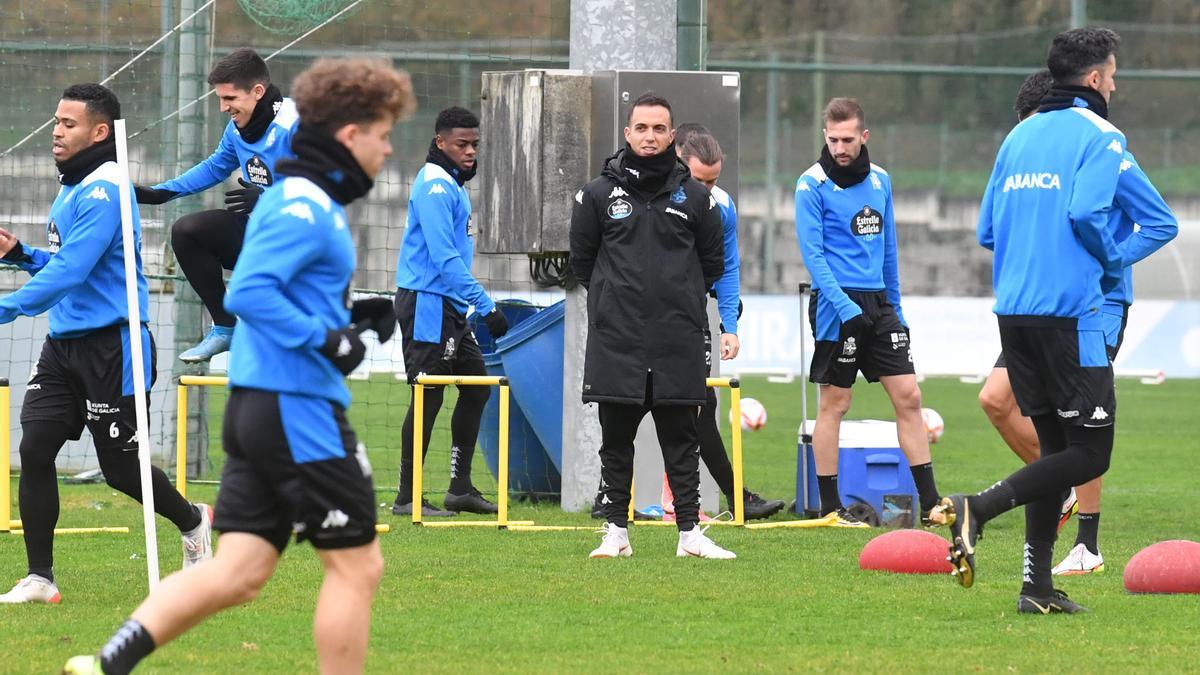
[[484, 309, 509, 338], [134, 185, 177, 205], [841, 312, 874, 336], [350, 297, 397, 344], [2, 239, 30, 263], [318, 328, 367, 376], [224, 178, 264, 215]]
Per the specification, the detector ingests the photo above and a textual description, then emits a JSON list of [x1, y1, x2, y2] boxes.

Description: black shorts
[[395, 288, 485, 384], [21, 324, 156, 450], [213, 388, 377, 553], [808, 290, 914, 388], [999, 316, 1115, 427], [994, 304, 1128, 369]]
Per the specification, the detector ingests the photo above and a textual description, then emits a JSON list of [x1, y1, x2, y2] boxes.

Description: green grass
[[3, 376, 1199, 672]]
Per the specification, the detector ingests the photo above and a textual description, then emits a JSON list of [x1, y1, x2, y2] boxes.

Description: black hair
[[207, 48, 271, 90], [627, 91, 673, 125], [61, 83, 121, 129], [1046, 27, 1120, 84], [435, 106, 480, 134], [1014, 69, 1054, 119]]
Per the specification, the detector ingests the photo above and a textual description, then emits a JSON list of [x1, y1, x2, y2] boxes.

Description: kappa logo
[[607, 198, 632, 220], [1091, 406, 1109, 421], [842, 336, 857, 356], [321, 510, 349, 529], [1002, 172, 1061, 192], [334, 213, 346, 230], [670, 186, 687, 204], [265, 128, 277, 147], [708, 194, 716, 210], [624, 166, 641, 178], [870, 173, 882, 190], [1107, 139, 1123, 155], [796, 181, 810, 192], [281, 202, 315, 224], [335, 335, 353, 357], [608, 186, 628, 199], [272, 99, 283, 116], [664, 206, 688, 220], [86, 185, 110, 202], [575, 189, 584, 204], [428, 183, 448, 195], [1119, 158, 1132, 173]]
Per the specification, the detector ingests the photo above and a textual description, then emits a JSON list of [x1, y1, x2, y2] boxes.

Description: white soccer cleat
[[589, 523, 632, 558], [182, 503, 214, 569], [0, 574, 61, 604], [1052, 543, 1105, 576], [1058, 488, 1078, 533], [676, 524, 737, 559]]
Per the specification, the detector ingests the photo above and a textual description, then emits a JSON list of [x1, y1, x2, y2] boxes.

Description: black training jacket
[[569, 149, 724, 406]]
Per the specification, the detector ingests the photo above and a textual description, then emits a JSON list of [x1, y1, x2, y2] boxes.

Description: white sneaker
[[0, 574, 61, 604], [1052, 543, 1105, 576], [589, 523, 632, 558], [182, 503, 214, 569], [1058, 488, 1078, 533], [676, 525, 736, 559]]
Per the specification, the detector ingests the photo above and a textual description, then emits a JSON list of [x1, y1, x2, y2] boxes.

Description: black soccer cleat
[[1017, 588, 1089, 615], [391, 499, 458, 518], [742, 491, 786, 520], [444, 489, 498, 514], [941, 494, 980, 588]]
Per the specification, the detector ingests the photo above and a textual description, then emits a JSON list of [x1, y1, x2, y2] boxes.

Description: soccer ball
[[921, 407, 944, 444], [733, 397, 768, 432]]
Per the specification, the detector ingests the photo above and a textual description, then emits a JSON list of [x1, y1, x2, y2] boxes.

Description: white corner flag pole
[[114, 119, 160, 589]]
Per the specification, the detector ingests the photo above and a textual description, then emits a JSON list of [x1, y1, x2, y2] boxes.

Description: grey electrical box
[[590, 69, 740, 208], [477, 69, 740, 255], [478, 69, 592, 254]]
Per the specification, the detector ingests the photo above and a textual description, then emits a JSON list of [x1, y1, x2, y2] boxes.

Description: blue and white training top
[[794, 161, 905, 327], [0, 161, 149, 338], [394, 163, 494, 317], [225, 176, 356, 409], [711, 184, 741, 335], [1106, 151, 1177, 307], [154, 98, 299, 197], [977, 106, 1126, 319]]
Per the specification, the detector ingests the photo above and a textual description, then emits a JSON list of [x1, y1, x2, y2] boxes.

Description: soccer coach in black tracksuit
[[570, 92, 732, 559]]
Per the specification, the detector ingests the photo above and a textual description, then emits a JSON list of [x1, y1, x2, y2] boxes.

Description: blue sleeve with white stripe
[[411, 179, 495, 316], [713, 195, 741, 335], [153, 125, 240, 198], [795, 177, 862, 323], [224, 197, 328, 349], [0, 183, 118, 324], [1114, 155, 1177, 268], [880, 184, 906, 327], [1069, 131, 1125, 292]]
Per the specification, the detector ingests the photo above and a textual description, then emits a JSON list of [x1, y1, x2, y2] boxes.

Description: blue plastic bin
[[495, 300, 566, 471], [796, 421, 918, 525], [470, 300, 540, 353], [479, 351, 561, 495]]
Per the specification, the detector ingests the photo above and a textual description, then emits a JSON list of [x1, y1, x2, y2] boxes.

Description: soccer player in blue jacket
[[675, 123, 784, 520], [0, 84, 210, 606], [937, 28, 1127, 614], [977, 69, 1177, 578], [391, 107, 507, 517], [67, 59, 415, 675], [136, 48, 299, 363], [794, 98, 943, 528]]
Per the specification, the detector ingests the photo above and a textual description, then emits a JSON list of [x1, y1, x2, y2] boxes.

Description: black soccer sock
[[1075, 512, 1101, 555], [817, 474, 842, 516], [968, 479, 1018, 524], [99, 619, 156, 675], [1020, 538, 1056, 597], [447, 382, 488, 494], [97, 448, 202, 532], [909, 462, 940, 514], [18, 421, 71, 582], [397, 386, 445, 503], [171, 210, 245, 327]]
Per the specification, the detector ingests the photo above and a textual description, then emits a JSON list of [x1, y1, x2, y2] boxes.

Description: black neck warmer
[[237, 84, 285, 144], [620, 142, 677, 196], [426, 138, 476, 185], [57, 137, 116, 186], [275, 125, 373, 205], [818, 143, 871, 189], [1038, 84, 1108, 119]]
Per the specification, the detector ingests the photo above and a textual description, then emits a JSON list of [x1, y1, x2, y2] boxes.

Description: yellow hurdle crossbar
[[411, 374, 511, 529], [1, 379, 10, 533]]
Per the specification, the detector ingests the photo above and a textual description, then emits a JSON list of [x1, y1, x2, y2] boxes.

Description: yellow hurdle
[[1, 379, 10, 533], [176, 375, 231, 499], [410, 374, 512, 529]]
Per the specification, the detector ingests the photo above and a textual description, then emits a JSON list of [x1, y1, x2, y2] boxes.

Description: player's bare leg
[[881, 373, 944, 523], [314, 539, 384, 674], [979, 367, 1039, 463]]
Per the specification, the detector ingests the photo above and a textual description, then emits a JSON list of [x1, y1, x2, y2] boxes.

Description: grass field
[[2, 375, 1199, 673]]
